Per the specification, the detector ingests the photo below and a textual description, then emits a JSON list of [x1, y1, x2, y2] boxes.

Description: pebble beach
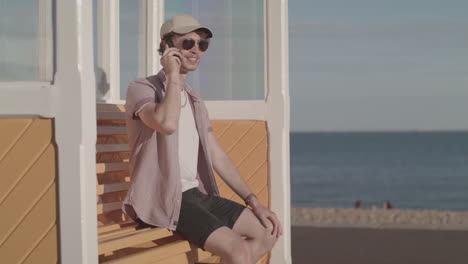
[[290, 207, 468, 264], [292, 207, 468, 229]]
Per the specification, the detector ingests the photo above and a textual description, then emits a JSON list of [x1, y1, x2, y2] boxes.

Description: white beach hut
[[0, 1, 290, 263]]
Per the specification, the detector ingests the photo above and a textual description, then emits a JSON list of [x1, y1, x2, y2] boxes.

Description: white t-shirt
[[135, 89, 200, 192], [178, 89, 200, 191]]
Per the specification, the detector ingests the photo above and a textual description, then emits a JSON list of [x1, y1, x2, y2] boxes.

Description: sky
[[1, 0, 467, 132], [289, 0, 468, 131]]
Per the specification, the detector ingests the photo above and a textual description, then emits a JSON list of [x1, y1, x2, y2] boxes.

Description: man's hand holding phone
[[160, 42, 183, 76]]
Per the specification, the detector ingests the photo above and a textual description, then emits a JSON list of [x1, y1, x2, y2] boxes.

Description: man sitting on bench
[[122, 14, 282, 264]]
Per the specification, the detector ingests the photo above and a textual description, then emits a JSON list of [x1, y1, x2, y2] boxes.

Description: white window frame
[[97, 0, 270, 113], [38, 0, 54, 82], [0, 0, 55, 116], [95, 0, 120, 103], [97, 0, 162, 104]]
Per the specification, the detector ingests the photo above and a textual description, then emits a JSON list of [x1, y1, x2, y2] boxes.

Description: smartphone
[[166, 39, 180, 59]]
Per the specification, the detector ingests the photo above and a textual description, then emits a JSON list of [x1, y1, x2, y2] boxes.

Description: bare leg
[[204, 208, 278, 263], [203, 226, 254, 264], [232, 208, 278, 261]]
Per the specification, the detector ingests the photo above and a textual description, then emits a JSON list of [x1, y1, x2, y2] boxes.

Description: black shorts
[[135, 187, 246, 250], [175, 187, 246, 250]]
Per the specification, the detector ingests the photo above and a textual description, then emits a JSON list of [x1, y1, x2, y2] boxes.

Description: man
[[122, 14, 281, 264]]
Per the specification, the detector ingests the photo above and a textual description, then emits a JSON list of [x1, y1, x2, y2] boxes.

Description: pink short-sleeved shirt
[[122, 70, 220, 230]]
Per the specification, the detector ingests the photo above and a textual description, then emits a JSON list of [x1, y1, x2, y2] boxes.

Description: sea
[[290, 131, 468, 212]]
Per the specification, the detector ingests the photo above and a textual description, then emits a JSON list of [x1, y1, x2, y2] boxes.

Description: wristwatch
[[244, 193, 257, 206]]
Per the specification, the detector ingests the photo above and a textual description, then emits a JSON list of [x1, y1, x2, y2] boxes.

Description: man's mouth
[[186, 57, 199, 64]]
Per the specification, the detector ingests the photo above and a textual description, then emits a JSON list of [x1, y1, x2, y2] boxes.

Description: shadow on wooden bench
[[96, 104, 270, 264], [96, 104, 220, 264]]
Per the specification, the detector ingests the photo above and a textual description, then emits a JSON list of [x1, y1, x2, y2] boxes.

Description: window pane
[[0, 0, 44, 81], [120, 0, 144, 100], [165, 0, 264, 100]]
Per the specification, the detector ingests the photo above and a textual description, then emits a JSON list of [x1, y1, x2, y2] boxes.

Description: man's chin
[[181, 65, 198, 73]]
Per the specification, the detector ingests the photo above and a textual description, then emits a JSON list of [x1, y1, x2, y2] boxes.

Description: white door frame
[[264, 1, 291, 263], [55, 1, 98, 263]]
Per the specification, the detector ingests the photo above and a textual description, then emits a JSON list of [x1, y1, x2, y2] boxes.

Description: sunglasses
[[179, 38, 210, 52]]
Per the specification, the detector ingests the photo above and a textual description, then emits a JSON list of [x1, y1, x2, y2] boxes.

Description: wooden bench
[[96, 104, 270, 264]]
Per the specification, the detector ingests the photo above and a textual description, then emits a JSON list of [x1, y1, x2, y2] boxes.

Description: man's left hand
[[250, 199, 282, 237]]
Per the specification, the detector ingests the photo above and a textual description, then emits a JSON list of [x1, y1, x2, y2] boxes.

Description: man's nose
[[190, 44, 201, 52]]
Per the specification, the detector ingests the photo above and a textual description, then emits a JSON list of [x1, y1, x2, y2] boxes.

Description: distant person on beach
[[383, 200, 393, 209], [354, 200, 363, 209], [121, 14, 281, 264]]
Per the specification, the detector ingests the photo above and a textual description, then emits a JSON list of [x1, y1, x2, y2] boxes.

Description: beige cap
[[160, 14, 213, 39]]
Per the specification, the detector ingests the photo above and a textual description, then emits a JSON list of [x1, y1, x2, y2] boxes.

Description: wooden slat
[[99, 225, 142, 240], [213, 121, 267, 192], [218, 136, 267, 199], [0, 119, 52, 204], [151, 252, 191, 264], [98, 227, 173, 255], [97, 182, 131, 195], [96, 152, 130, 164], [103, 240, 190, 264], [97, 112, 126, 120], [98, 126, 128, 135], [0, 144, 56, 245], [184, 247, 216, 264], [226, 161, 268, 207], [216, 121, 256, 151], [96, 144, 129, 153], [237, 137, 267, 177], [210, 121, 232, 138], [245, 162, 268, 197], [152, 247, 216, 264], [97, 104, 125, 112], [154, 249, 214, 264], [227, 122, 267, 164], [97, 135, 129, 146], [0, 184, 57, 263], [0, 119, 32, 160], [97, 201, 122, 214], [198, 255, 222, 263], [22, 226, 58, 264], [96, 162, 130, 174], [257, 185, 269, 208], [97, 175, 131, 185], [98, 221, 136, 235]]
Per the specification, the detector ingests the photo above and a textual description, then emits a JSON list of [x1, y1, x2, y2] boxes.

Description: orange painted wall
[[0, 118, 58, 263], [211, 121, 270, 209]]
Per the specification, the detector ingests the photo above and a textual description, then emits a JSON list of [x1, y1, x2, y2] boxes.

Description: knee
[[228, 240, 253, 263], [261, 224, 279, 251]]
